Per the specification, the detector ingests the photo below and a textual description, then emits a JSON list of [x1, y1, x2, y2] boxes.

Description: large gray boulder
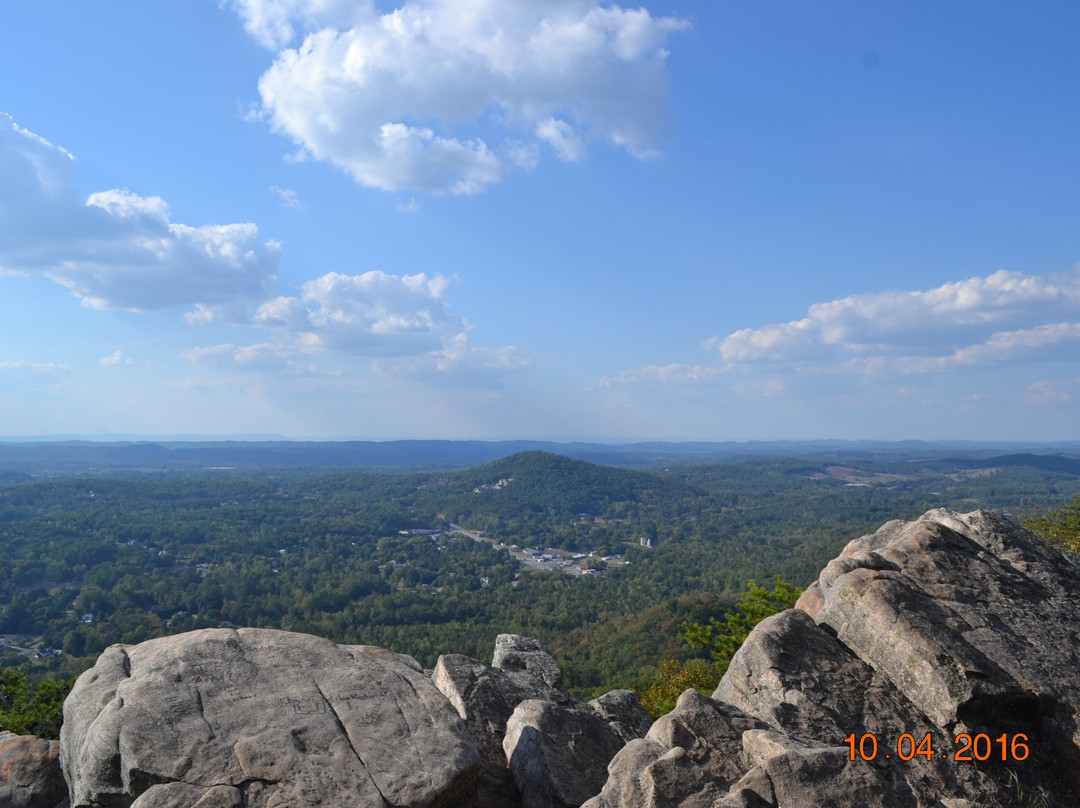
[[717, 732, 903, 808], [645, 689, 773, 790], [435, 651, 582, 808], [584, 690, 894, 808], [60, 628, 481, 808], [435, 640, 615, 808], [503, 699, 626, 808], [435, 640, 647, 808], [492, 634, 564, 689], [586, 510, 1080, 807], [433, 652, 579, 769], [586, 690, 652, 744], [0, 731, 68, 808], [584, 737, 725, 808], [719, 508, 1080, 806]]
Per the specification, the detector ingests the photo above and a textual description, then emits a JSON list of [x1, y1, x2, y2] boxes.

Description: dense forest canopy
[[1, 445, 1078, 736]]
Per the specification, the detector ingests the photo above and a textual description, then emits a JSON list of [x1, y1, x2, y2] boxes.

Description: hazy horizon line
[[2, 434, 1079, 448]]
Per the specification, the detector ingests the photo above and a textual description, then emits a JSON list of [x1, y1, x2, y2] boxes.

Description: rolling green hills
[[1, 448, 1078, 703]]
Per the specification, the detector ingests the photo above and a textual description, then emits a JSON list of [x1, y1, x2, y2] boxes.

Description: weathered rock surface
[[434, 652, 580, 769], [586, 690, 652, 744], [435, 651, 576, 808], [504, 699, 626, 808], [586, 509, 1080, 807], [492, 634, 564, 689], [586, 737, 726, 808], [0, 731, 68, 808], [434, 651, 644, 808], [586, 688, 897, 808], [726, 509, 1080, 806], [60, 628, 481, 808]]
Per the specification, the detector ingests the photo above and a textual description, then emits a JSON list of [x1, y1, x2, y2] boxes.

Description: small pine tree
[[682, 577, 803, 678], [636, 576, 802, 718]]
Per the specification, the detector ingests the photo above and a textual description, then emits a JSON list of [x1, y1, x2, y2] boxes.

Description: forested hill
[[409, 451, 697, 520]]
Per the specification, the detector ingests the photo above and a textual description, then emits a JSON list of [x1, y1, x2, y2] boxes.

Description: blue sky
[[1, 1, 1079, 441]]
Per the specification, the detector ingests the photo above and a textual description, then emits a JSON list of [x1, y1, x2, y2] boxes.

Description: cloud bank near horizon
[[603, 268, 1080, 390]]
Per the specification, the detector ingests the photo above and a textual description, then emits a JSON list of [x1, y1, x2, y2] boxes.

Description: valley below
[[1, 440, 1077, 703]]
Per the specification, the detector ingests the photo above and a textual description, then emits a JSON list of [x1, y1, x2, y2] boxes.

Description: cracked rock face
[[503, 699, 625, 808], [433, 652, 582, 769], [60, 628, 481, 808], [586, 690, 652, 745], [586, 510, 1080, 808], [492, 635, 564, 690]]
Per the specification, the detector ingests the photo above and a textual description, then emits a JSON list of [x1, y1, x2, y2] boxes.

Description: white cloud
[[182, 301, 256, 325], [248, 269, 528, 380], [238, 0, 689, 193], [86, 188, 171, 222], [230, 0, 373, 49], [708, 269, 1080, 366], [373, 330, 530, 385], [252, 294, 311, 330], [256, 270, 460, 356], [270, 185, 304, 209], [603, 268, 1080, 411], [0, 360, 68, 373], [598, 363, 724, 388], [899, 322, 1080, 372], [182, 342, 334, 377], [705, 320, 825, 364], [0, 113, 280, 311], [100, 350, 135, 367], [1024, 378, 1077, 406], [536, 118, 587, 162], [505, 140, 540, 171]]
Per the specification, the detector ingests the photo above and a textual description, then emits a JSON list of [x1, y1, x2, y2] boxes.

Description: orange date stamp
[[844, 732, 1029, 763]]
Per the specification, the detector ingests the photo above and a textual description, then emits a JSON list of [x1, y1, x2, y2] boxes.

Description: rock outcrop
[[434, 646, 581, 769], [503, 699, 626, 808], [492, 634, 564, 689], [589, 509, 1080, 807], [38, 508, 1080, 808], [584, 688, 900, 808], [0, 731, 68, 808], [433, 649, 580, 808], [586, 690, 653, 745], [434, 637, 650, 808], [60, 628, 481, 807]]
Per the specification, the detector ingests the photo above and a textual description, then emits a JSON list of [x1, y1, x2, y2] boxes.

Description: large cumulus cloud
[[254, 270, 464, 355], [234, 0, 690, 193], [0, 113, 279, 312]]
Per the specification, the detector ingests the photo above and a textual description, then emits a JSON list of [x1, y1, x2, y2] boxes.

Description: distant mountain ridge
[[921, 452, 1080, 475], [1, 438, 1079, 476]]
